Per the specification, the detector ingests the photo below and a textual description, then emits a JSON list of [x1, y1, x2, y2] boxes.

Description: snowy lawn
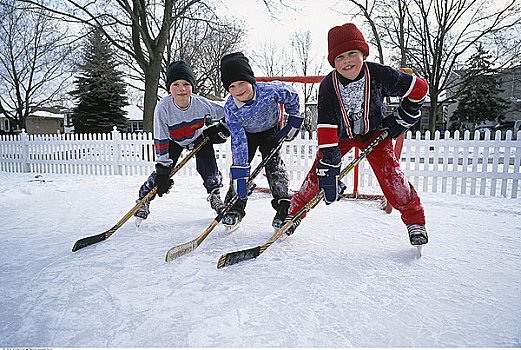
[[0, 171, 520, 347]]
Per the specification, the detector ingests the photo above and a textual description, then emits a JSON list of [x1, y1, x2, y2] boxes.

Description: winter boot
[[271, 198, 291, 230], [134, 199, 150, 227], [222, 210, 244, 233], [407, 224, 428, 246], [281, 214, 301, 238], [207, 188, 225, 215]]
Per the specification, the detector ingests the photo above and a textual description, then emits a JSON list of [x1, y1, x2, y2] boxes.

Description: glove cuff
[[288, 114, 304, 128], [230, 165, 250, 179], [318, 159, 340, 169]]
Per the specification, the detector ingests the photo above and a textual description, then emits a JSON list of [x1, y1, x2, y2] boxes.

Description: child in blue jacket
[[219, 52, 303, 232]]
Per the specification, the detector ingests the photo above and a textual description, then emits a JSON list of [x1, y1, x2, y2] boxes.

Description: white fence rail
[[1, 128, 520, 198]]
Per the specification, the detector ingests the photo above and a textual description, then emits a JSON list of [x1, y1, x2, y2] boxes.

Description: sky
[[215, 0, 518, 76], [216, 0, 350, 74]]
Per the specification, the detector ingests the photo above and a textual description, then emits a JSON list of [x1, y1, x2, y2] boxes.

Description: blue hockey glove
[[203, 121, 230, 144], [380, 105, 421, 139], [154, 164, 173, 197], [277, 114, 304, 141], [230, 165, 250, 200], [316, 160, 341, 204]]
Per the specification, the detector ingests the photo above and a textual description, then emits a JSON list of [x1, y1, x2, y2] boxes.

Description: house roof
[[124, 105, 143, 121], [30, 111, 63, 119]]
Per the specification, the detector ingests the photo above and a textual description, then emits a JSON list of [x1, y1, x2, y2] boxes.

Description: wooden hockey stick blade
[[71, 138, 209, 253], [216, 200, 313, 268], [71, 196, 150, 252], [165, 239, 198, 261], [71, 228, 113, 252], [165, 219, 219, 262]]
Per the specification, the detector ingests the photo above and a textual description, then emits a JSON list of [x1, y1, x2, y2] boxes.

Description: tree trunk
[[142, 64, 162, 133], [429, 92, 438, 135]]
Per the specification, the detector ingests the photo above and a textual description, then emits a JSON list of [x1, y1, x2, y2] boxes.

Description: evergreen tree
[[450, 44, 508, 132], [70, 28, 128, 133]]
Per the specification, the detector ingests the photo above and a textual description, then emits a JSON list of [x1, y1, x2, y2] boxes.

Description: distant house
[[0, 107, 67, 135], [445, 65, 521, 131], [497, 65, 521, 122], [125, 104, 144, 133], [26, 110, 65, 134], [0, 115, 19, 134]]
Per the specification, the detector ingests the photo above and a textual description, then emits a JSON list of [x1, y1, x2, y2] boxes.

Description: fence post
[[21, 129, 30, 173], [112, 126, 121, 175]]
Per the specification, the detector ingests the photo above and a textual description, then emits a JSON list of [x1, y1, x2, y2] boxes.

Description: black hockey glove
[[203, 121, 230, 144], [316, 160, 341, 204], [380, 105, 421, 139], [154, 164, 173, 197], [381, 96, 423, 139]]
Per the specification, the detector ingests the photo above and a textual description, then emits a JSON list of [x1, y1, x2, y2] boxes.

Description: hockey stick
[[165, 136, 287, 262], [217, 130, 389, 268], [71, 137, 210, 252]]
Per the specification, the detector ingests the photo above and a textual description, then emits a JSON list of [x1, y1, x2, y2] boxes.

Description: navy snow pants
[[138, 139, 223, 201]]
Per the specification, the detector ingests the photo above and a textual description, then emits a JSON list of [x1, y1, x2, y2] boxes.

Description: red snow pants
[[288, 133, 425, 225]]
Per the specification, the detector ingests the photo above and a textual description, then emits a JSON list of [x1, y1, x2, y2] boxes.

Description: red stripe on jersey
[[154, 143, 169, 151], [169, 119, 205, 141], [332, 72, 353, 139], [317, 125, 338, 147]]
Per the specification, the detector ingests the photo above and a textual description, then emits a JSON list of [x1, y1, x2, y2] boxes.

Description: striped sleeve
[[153, 101, 173, 167], [403, 76, 429, 102], [317, 124, 338, 149]]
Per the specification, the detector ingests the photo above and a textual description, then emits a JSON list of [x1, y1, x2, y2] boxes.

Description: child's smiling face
[[228, 81, 254, 102], [334, 50, 365, 80], [169, 79, 192, 108]]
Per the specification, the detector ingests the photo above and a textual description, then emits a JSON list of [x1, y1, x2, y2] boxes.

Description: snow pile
[[0, 172, 520, 347]]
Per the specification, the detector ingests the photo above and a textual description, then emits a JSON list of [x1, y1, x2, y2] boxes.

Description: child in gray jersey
[[219, 52, 303, 232], [134, 60, 229, 225]]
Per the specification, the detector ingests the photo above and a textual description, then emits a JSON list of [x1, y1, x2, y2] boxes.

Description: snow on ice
[[0, 171, 520, 347]]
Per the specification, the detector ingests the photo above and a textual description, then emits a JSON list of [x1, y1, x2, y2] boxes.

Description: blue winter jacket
[[224, 81, 300, 166]]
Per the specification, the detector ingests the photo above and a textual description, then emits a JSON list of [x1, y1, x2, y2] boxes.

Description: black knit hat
[[220, 52, 256, 91], [166, 60, 196, 91]]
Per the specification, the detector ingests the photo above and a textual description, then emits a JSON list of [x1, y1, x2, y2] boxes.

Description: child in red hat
[[285, 23, 429, 248]]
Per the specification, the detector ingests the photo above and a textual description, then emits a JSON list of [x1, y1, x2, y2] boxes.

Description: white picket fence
[[1, 127, 520, 198]]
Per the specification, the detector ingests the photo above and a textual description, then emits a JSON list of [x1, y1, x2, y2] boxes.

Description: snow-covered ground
[[1, 171, 520, 347]]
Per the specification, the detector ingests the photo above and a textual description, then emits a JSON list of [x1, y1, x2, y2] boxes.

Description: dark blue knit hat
[[166, 60, 196, 90]]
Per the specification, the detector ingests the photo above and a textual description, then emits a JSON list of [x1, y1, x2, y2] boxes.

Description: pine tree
[[70, 28, 129, 133], [451, 44, 508, 132]]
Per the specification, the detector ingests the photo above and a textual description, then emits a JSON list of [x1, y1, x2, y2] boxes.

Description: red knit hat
[[327, 23, 369, 67]]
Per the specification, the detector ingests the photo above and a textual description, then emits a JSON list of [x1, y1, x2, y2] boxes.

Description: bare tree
[[290, 30, 324, 131], [252, 39, 291, 77], [0, 0, 74, 131], [340, 0, 521, 133], [20, 0, 204, 132], [345, 0, 387, 64], [378, 0, 412, 68], [166, 5, 244, 100], [407, 0, 521, 132]]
